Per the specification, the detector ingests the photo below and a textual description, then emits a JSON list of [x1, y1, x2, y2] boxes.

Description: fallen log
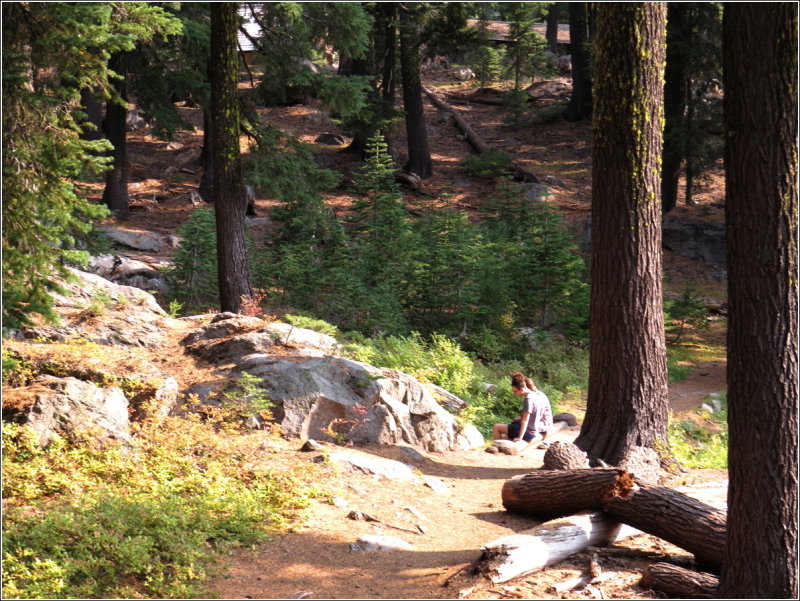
[[502, 469, 634, 520], [639, 562, 719, 598], [602, 482, 726, 571], [474, 512, 624, 583], [422, 86, 538, 183]]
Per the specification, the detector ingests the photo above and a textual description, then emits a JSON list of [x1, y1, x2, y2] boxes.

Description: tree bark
[[102, 53, 130, 220], [574, 3, 669, 467], [720, 4, 798, 598], [640, 562, 719, 599], [563, 2, 592, 122], [502, 469, 634, 520], [79, 88, 104, 142], [198, 108, 213, 202], [209, 3, 253, 314], [660, 2, 690, 214], [545, 3, 562, 53], [603, 482, 726, 571], [474, 512, 624, 584], [399, 5, 432, 178]]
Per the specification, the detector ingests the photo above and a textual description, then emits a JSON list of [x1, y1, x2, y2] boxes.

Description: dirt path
[[207, 390, 728, 600]]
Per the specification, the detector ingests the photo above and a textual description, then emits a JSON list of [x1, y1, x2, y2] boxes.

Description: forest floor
[[83, 69, 728, 599]]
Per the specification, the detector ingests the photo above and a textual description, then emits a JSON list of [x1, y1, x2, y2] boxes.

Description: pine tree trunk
[[102, 53, 130, 220], [399, 6, 432, 178], [209, 3, 252, 314], [574, 3, 668, 466], [661, 2, 690, 214], [198, 108, 214, 202], [545, 4, 561, 52], [564, 3, 592, 122], [720, 4, 798, 598], [79, 88, 104, 142]]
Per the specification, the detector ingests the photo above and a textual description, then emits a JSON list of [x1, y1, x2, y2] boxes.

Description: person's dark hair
[[510, 371, 537, 391]]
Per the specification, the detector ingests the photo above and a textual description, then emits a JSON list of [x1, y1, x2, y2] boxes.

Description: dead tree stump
[[502, 469, 634, 520], [543, 441, 590, 470], [639, 562, 719, 598]]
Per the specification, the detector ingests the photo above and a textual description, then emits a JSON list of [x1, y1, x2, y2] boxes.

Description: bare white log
[[473, 512, 635, 583]]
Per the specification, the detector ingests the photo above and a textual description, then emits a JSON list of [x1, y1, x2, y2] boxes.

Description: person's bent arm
[[515, 411, 531, 442]]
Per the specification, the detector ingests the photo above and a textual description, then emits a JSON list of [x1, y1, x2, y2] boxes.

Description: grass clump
[[1, 414, 323, 599], [668, 395, 728, 469]]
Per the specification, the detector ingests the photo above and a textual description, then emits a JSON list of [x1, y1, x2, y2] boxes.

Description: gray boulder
[[184, 319, 342, 363], [240, 355, 482, 453], [22, 268, 173, 348], [662, 216, 726, 270], [21, 376, 131, 446], [98, 226, 167, 253]]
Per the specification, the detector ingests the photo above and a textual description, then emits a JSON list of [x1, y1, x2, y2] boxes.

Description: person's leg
[[493, 423, 509, 440]]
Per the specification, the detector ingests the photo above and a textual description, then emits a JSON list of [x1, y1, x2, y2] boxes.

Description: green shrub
[[668, 396, 728, 469], [166, 207, 218, 313], [345, 332, 477, 399], [665, 286, 709, 344], [470, 45, 504, 88], [462, 148, 513, 178], [1, 417, 322, 599], [284, 314, 340, 337]]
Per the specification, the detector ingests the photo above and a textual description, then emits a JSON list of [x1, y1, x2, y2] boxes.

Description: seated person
[[492, 371, 553, 443]]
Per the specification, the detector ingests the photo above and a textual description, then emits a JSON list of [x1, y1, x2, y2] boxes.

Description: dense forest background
[[2, 2, 796, 599]]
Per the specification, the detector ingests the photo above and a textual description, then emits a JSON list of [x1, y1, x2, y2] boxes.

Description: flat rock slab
[[355, 534, 413, 551], [328, 450, 417, 482]]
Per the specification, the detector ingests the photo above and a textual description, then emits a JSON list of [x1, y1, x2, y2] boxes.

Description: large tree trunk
[[660, 2, 690, 214], [720, 4, 798, 598], [198, 108, 213, 202], [603, 482, 726, 571], [79, 88, 104, 142], [545, 3, 562, 53], [209, 3, 253, 314], [399, 5, 432, 178], [574, 3, 668, 467], [102, 53, 130, 220], [474, 512, 625, 584], [502, 469, 634, 520], [563, 2, 592, 122], [640, 563, 719, 599]]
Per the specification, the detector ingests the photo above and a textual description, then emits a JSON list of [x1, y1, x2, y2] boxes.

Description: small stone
[[300, 439, 324, 452]]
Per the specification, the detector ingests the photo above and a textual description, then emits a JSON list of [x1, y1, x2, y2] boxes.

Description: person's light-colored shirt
[[522, 390, 553, 437]]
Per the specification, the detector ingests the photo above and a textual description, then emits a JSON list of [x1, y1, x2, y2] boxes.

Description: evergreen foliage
[[166, 208, 218, 312], [471, 45, 504, 87], [347, 135, 414, 333], [406, 208, 487, 336], [1, 3, 174, 329]]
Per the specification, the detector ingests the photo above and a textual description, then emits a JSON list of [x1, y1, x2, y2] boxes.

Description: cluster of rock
[[6, 268, 484, 454], [182, 313, 484, 453]]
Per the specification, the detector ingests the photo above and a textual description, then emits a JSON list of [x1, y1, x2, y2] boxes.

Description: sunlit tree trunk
[[719, 3, 798, 597], [209, 3, 252, 313], [574, 3, 668, 466]]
